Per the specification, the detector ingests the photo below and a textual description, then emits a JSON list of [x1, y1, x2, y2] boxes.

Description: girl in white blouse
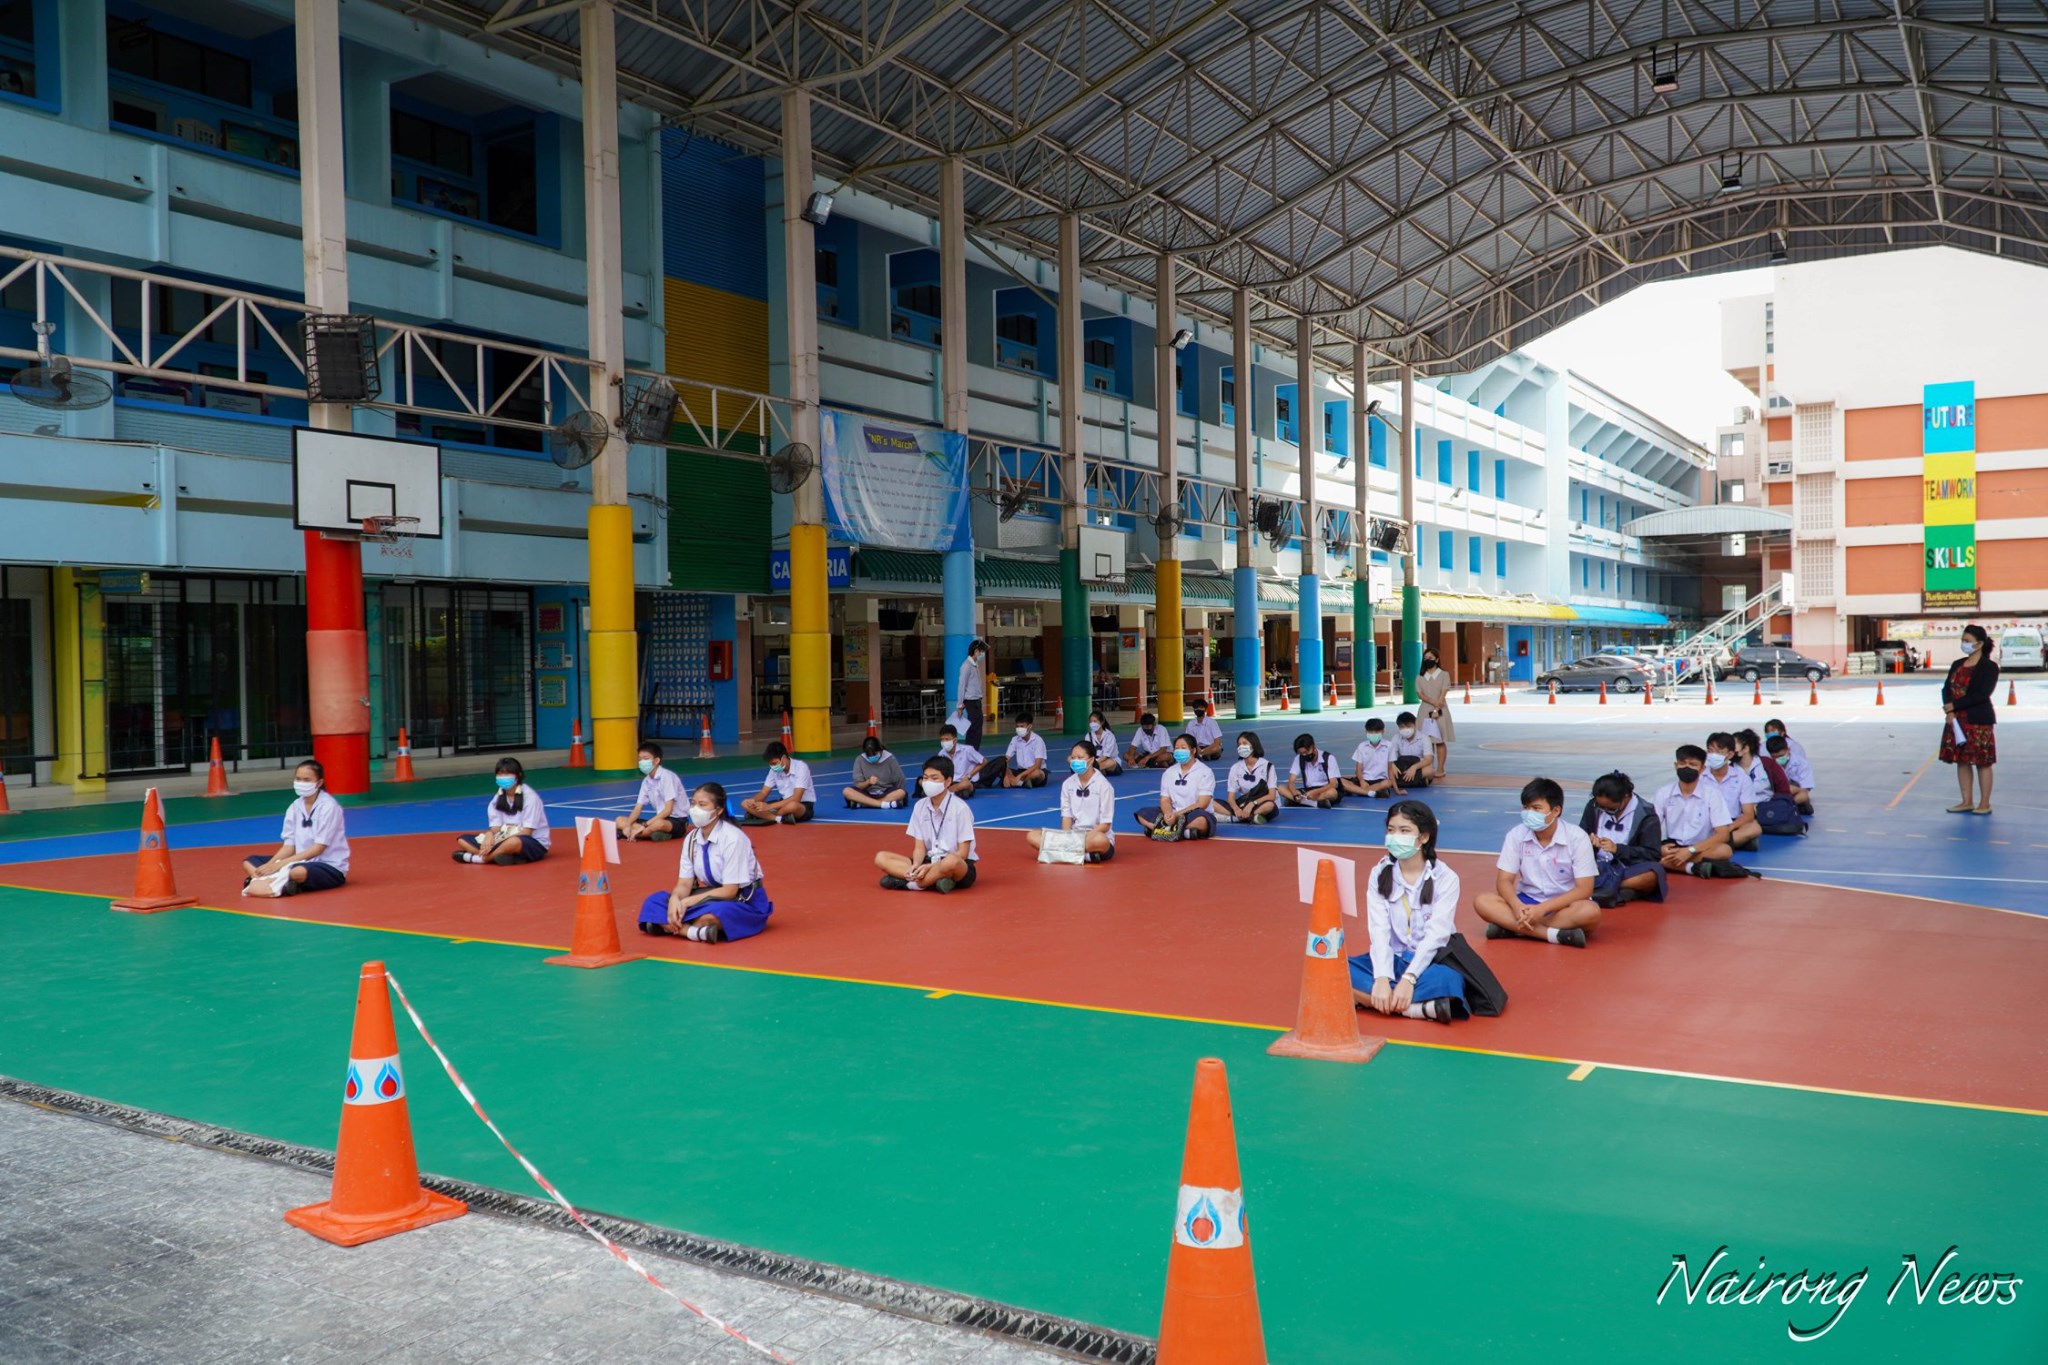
[[637, 782, 773, 943], [1214, 733, 1278, 825], [1349, 801, 1469, 1023], [1026, 740, 1117, 863]]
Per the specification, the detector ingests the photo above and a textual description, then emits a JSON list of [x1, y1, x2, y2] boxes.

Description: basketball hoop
[[359, 515, 421, 558]]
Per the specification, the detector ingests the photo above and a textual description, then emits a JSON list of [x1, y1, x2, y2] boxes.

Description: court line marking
[[1887, 755, 1937, 809], [4, 880, 2041, 1120], [1567, 1063, 1595, 1082]]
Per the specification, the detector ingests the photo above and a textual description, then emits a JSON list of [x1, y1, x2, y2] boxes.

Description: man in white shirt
[[1340, 718, 1403, 798], [1185, 703, 1224, 760], [1654, 744, 1747, 879], [1473, 777, 1601, 947], [618, 742, 687, 841], [1765, 734, 1814, 812], [875, 756, 978, 892], [741, 742, 816, 825], [1125, 712, 1174, 768], [995, 712, 1049, 788], [935, 724, 987, 798], [1276, 735, 1343, 807], [1703, 731, 1762, 849]]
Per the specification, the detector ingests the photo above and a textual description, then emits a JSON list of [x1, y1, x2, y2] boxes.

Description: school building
[[0, 0, 1707, 794], [1714, 248, 2048, 665]]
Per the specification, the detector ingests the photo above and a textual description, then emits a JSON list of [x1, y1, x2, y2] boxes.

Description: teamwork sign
[[819, 409, 971, 553], [1921, 381, 1978, 612]]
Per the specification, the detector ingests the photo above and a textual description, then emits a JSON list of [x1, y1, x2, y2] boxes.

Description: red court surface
[[14, 825, 2048, 1113]]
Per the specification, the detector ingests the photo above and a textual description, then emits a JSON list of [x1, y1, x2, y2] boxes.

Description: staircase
[[1665, 582, 1787, 685]]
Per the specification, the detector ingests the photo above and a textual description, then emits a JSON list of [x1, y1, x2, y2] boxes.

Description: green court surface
[[3, 885, 2043, 1362]]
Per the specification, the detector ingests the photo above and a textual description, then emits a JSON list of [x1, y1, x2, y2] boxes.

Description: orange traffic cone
[[1463, 679, 1472, 705], [568, 718, 589, 768], [111, 789, 198, 914], [1267, 858, 1382, 1064], [1053, 695, 1065, 732], [1497, 680, 1507, 705], [781, 709, 793, 744], [866, 710, 879, 742], [1894, 656, 1903, 675], [1752, 677, 1763, 705], [204, 736, 231, 797], [697, 713, 715, 760], [285, 961, 468, 1246], [1875, 677, 1885, 706], [1644, 677, 1653, 706], [1278, 684, 1289, 711], [1704, 674, 1716, 705], [1548, 679, 1558, 705], [0, 769, 11, 815], [392, 728, 417, 783], [1597, 681, 1607, 705], [1157, 1058, 1266, 1365], [545, 825, 639, 969], [2007, 679, 2017, 706], [1326, 678, 1337, 708], [1809, 677, 1819, 706]]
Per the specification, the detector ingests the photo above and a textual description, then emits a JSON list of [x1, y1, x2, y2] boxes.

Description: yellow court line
[[1887, 754, 1936, 809], [925, 990, 953, 999], [1567, 1063, 1596, 1082], [6, 882, 2048, 1119]]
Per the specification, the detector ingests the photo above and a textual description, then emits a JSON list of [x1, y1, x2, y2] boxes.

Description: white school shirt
[[280, 791, 351, 875], [1778, 750, 1815, 792], [680, 819, 765, 888], [1158, 760, 1215, 816], [1366, 857, 1462, 983], [1060, 772, 1116, 840], [1128, 726, 1170, 756], [942, 742, 983, 778], [1187, 715, 1222, 747], [1227, 757, 1275, 797], [1702, 764, 1752, 815], [1497, 821, 1595, 900], [1006, 731, 1048, 771], [1653, 780, 1732, 847], [1087, 723, 1118, 756], [907, 793, 977, 861], [1772, 736, 1809, 771], [1740, 757, 1774, 804], [1349, 739, 1392, 781], [1391, 730, 1432, 762], [485, 786, 551, 850], [1290, 750, 1338, 788], [1590, 795, 1640, 864], [765, 758, 815, 802], [958, 653, 985, 701], [635, 765, 686, 815]]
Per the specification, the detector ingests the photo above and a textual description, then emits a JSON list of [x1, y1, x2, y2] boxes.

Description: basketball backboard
[[1078, 525, 1126, 582], [292, 429, 443, 538]]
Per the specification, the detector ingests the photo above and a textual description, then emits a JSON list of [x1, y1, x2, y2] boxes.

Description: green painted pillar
[[1060, 548, 1091, 732], [1354, 596, 1375, 707], [1401, 582, 1422, 704]]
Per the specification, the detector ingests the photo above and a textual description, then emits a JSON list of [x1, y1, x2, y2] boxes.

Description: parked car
[[2000, 629, 2045, 671], [1720, 646, 1831, 683], [1536, 653, 1657, 693], [1874, 639, 1921, 673]]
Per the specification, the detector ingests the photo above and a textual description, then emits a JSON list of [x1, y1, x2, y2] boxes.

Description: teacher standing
[[1414, 648, 1456, 777], [956, 637, 988, 751], [1939, 624, 1999, 815]]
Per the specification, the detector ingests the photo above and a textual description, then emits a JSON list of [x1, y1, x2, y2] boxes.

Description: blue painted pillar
[[1297, 573, 1322, 713], [942, 549, 975, 718], [1232, 567, 1261, 720]]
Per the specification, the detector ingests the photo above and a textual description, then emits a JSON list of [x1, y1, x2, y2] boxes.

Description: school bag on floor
[[1755, 794, 1806, 837]]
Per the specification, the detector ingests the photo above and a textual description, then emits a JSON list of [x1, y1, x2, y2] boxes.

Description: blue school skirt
[[1347, 950, 1466, 1006], [638, 883, 774, 941]]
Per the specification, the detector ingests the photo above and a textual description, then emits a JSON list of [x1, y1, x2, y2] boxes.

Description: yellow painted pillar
[[587, 504, 639, 768], [52, 569, 107, 793], [788, 522, 832, 752], [1156, 559, 1184, 724]]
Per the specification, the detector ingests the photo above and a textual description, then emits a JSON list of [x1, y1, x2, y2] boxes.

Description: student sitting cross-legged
[[243, 759, 350, 897], [934, 725, 987, 798], [1276, 733, 1344, 807], [1084, 711, 1122, 774], [843, 736, 908, 809], [1026, 741, 1117, 863], [618, 742, 685, 842], [1125, 712, 1174, 769], [1388, 712, 1437, 787], [1340, 718, 1405, 800], [454, 758, 550, 865], [875, 757, 978, 892], [1474, 777, 1601, 948], [1653, 745, 1749, 880], [990, 711, 1049, 788], [637, 782, 773, 943], [1577, 771, 1667, 905], [1765, 733, 1814, 813], [1185, 701, 1225, 761], [1215, 733, 1278, 825], [1350, 800, 1467, 1023], [1134, 735, 1217, 841], [1701, 731, 1762, 849], [741, 742, 816, 825]]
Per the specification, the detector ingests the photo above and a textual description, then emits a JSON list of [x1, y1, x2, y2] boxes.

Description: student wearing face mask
[[1576, 771, 1666, 905], [1762, 720, 1809, 777], [1216, 733, 1278, 825], [741, 742, 816, 825], [933, 723, 986, 798], [636, 783, 772, 943], [1764, 733, 1814, 813], [455, 758, 550, 864], [1277, 732, 1344, 807], [1134, 735, 1217, 841], [1940, 623, 2000, 815], [1352, 801, 1467, 1023], [1414, 648, 1455, 776], [876, 757, 978, 892], [1125, 712, 1174, 769], [1027, 740, 1117, 862], [1653, 745, 1747, 880], [956, 638, 989, 751], [1473, 778, 1600, 947], [618, 742, 685, 842], [242, 759, 350, 897], [1084, 711, 1122, 774], [1701, 732, 1761, 849], [987, 711, 1049, 788], [1340, 717, 1405, 799], [842, 736, 908, 809], [1185, 700, 1225, 761], [1387, 711, 1437, 787]]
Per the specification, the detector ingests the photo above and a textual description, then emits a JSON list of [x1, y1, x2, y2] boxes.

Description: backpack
[[1376, 861, 1508, 1016], [1756, 793, 1805, 837]]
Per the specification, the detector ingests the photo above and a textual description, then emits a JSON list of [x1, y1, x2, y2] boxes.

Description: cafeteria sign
[[1921, 380, 1978, 612]]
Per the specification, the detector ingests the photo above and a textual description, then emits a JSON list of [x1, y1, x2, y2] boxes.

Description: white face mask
[[940, 738, 956, 752], [1237, 743, 1252, 758], [293, 780, 318, 798], [1705, 752, 1729, 771], [688, 805, 717, 828], [921, 778, 947, 798], [1397, 727, 1415, 739], [1089, 721, 1102, 733], [1015, 727, 1029, 738]]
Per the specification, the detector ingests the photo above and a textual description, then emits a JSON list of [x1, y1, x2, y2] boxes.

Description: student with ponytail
[[638, 782, 774, 943], [1349, 801, 1469, 1023], [454, 757, 551, 865]]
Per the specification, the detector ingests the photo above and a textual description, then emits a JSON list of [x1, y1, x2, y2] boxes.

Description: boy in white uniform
[[1388, 712, 1437, 787], [1765, 733, 1815, 812], [1474, 777, 1601, 947], [1125, 713, 1173, 769], [935, 724, 987, 798], [996, 711, 1050, 788], [1341, 718, 1404, 799], [1702, 731, 1761, 849], [741, 741, 816, 825], [1277, 732, 1343, 807], [1027, 740, 1117, 863], [876, 756, 978, 892], [1134, 735, 1216, 841], [243, 759, 350, 896], [1185, 702, 1224, 761], [618, 741, 686, 841], [1654, 744, 1747, 880]]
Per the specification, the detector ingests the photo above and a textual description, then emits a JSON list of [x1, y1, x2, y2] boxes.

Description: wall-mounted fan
[[620, 378, 679, 443], [8, 321, 112, 411], [550, 409, 609, 470], [1152, 503, 1186, 538], [768, 441, 815, 495], [996, 483, 1037, 522], [1323, 519, 1353, 553]]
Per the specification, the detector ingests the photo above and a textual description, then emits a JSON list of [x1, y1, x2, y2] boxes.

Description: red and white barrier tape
[[383, 972, 790, 1363]]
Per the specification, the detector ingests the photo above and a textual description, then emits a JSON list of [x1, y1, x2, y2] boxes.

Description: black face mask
[[1674, 767, 1701, 784]]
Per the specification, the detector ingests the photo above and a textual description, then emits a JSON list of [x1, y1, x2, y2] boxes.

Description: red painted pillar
[[305, 531, 370, 794]]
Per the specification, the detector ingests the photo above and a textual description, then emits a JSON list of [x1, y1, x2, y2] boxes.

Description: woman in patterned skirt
[[1939, 623, 2000, 815]]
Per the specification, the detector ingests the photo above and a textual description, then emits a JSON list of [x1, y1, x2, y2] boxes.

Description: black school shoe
[[879, 874, 909, 890]]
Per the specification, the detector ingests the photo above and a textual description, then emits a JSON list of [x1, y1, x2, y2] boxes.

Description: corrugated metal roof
[[1625, 506, 1792, 538]]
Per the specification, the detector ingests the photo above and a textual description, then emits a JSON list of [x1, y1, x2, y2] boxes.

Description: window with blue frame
[[1494, 460, 1506, 499], [1324, 399, 1348, 462], [1220, 367, 1235, 426], [993, 286, 1052, 375], [1438, 530, 1453, 571], [1495, 542, 1507, 577], [1579, 488, 1589, 522], [813, 214, 858, 327], [1581, 558, 1589, 588], [888, 250, 940, 349], [0, 0, 54, 108], [1175, 351, 1197, 418], [1467, 449, 1480, 491], [1469, 536, 1482, 574], [1600, 561, 1609, 591], [1274, 389, 1295, 445], [1083, 328, 1127, 397], [102, 273, 306, 424], [1368, 417, 1387, 468], [106, 3, 301, 173], [389, 75, 551, 242], [1437, 439, 1452, 483]]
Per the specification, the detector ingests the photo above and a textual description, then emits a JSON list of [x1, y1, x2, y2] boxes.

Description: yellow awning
[[1414, 593, 1576, 622]]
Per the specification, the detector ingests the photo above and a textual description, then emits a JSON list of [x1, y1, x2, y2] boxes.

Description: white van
[[2000, 629, 2044, 671]]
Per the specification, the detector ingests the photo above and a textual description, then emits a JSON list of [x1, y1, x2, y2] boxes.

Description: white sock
[[1401, 1004, 1431, 1019], [1682, 861, 1695, 874], [1545, 927, 1563, 943], [773, 814, 784, 824], [463, 852, 483, 864], [905, 880, 925, 891]]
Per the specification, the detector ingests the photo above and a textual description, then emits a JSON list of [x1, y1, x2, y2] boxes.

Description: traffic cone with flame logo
[[111, 789, 197, 914], [1266, 858, 1382, 1064], [1157, 1058, 1266, 1364]]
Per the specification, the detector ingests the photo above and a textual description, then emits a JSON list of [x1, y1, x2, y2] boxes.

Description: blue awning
[[1569, 605, 1670, 627]]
